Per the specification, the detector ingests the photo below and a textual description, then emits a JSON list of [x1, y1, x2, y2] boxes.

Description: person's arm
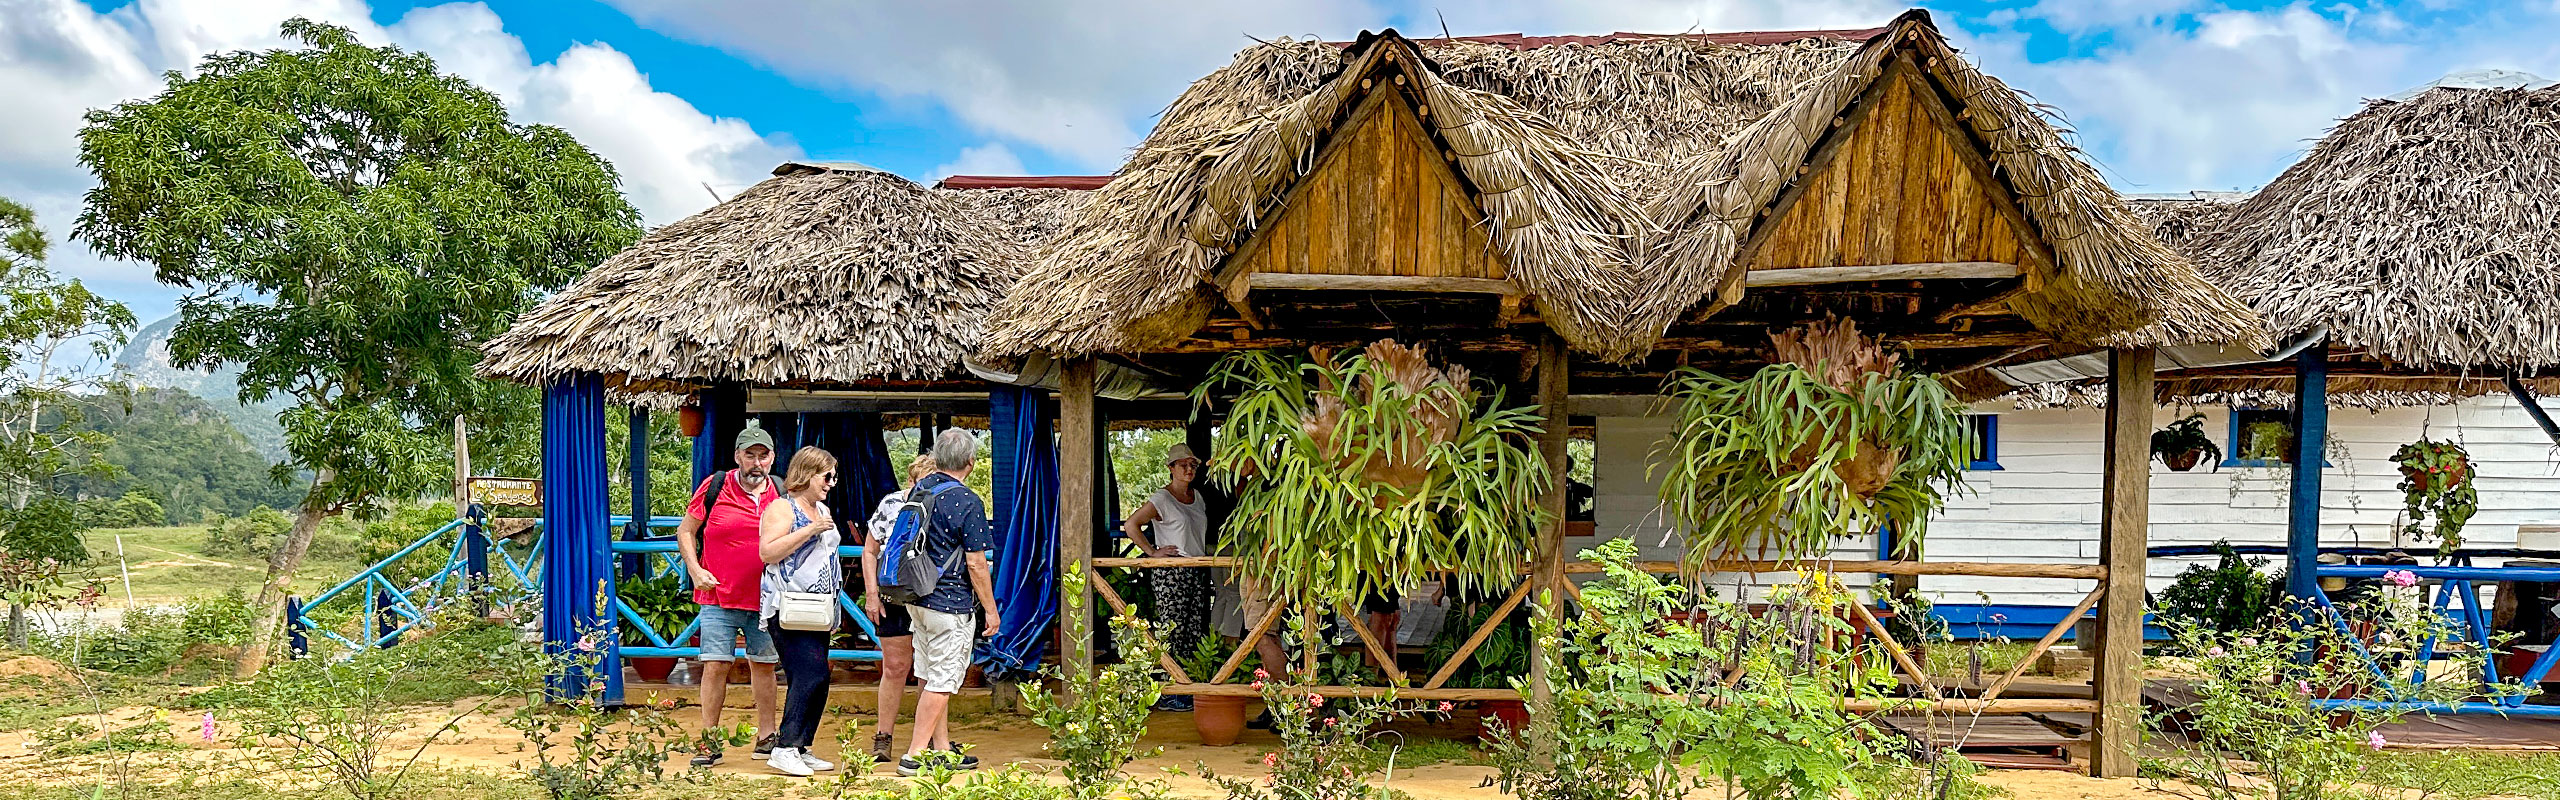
[[673, 506, 715, 590], [860, 499, 888, 619], [758, 499, 831, 564], [1119, 500, 1176, 557], [967, 551, 998, 636]]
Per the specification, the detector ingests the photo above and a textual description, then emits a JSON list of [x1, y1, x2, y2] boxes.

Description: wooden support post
[[2093, 347, 2154, 778], [1059, 359, 1098, 685], [2287, 345, 2329, 604], [1528, 335, 1569, 726]]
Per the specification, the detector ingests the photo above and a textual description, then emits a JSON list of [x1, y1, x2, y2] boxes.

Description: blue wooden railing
[[2306, 562, 2560, 718], [609, 534, 885, 662]]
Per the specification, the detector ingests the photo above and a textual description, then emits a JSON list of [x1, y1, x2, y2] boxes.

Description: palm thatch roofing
[[981, 9, 2263, 363], [2184, 84, 2560, 373], [480, 162, 1091, 391]]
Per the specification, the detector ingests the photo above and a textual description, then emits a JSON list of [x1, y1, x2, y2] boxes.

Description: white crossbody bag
[[774, 503, 839, 632]]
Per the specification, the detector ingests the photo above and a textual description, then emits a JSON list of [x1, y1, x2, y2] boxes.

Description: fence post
[[465, 503, 491, 617], [285, 596, 307, 658], [374, 586, 402, 648]]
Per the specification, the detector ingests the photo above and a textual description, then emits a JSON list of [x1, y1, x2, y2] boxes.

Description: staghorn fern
[[1650, 319, 1972, 566], [1194, 341, 1550, 615]]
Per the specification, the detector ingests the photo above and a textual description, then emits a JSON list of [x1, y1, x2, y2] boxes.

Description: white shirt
[[1146, 487, 1209, 557]]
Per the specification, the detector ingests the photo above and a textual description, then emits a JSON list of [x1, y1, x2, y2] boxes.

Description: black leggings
[[768, 621, 832, 749]]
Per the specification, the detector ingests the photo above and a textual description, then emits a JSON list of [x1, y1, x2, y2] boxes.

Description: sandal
[[871, 731, 894, 765]]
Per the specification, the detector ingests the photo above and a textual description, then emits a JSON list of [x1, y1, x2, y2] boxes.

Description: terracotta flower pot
[[631, 656, 677, 683], [1477, 699, 1529, 740], [678, 406, 706, 437], [2163, 449, 2204, 472], [1193, 695, 1251, 746]]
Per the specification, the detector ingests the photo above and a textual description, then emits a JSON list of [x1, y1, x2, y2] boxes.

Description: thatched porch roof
[[980, 9, 2263, 364], [479, 162, 1090, 391], [2187, 84, 2560, 373]]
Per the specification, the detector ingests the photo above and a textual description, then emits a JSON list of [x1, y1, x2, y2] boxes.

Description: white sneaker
[[768, 747, 814, 777], [799, 751, 836, 772]]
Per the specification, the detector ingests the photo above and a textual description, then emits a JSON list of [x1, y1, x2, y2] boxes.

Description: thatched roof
[[481, 162, 1090, 390], [981, 10, 2263, 362], [2186, 84, 2560, 372]]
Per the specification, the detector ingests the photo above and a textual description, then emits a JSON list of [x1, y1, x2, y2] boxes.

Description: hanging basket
[[678, 406, 706, 438]]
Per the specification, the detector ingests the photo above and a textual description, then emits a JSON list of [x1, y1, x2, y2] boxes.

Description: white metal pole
[[116, 535, 135, 609]]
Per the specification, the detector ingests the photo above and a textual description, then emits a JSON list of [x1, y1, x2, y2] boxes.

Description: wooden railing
[[1089, 556, 2107, 713]]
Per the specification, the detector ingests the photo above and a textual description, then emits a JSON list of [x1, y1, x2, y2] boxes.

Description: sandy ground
[[1, 685, 2196, 800]]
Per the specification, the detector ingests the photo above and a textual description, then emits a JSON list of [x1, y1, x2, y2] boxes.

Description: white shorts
[[907, 605, 974, 694]]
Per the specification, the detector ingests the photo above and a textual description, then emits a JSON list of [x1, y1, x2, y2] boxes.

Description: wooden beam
[[1896, 53, 2060, 282], [1422, 580, 1533, 690], [1887, 331, 2055, 349], [2093, 347, 2154, 778], [1528, 333, 1569, 740], [1743, 261, 2020, 287], [1722, 54, 1912, 303], [1058, 359, 1098, 686], [1246, 273, 1523, 294], [1088, 567, 1191, 684]]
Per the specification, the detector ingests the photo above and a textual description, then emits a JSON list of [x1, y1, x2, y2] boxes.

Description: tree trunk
[[234, 469, 335, 677], [7, 601, 25, 651]]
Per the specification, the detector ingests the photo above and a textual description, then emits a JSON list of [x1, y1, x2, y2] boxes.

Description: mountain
[[113, 313, 291, 461]]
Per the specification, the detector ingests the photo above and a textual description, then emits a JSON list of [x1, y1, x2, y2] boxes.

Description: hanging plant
[[1651, 318, 1971, 566], [1196, 341, 1550, 611], [2151, 413, 2222, 472], [2390, 439, 2478, 554]]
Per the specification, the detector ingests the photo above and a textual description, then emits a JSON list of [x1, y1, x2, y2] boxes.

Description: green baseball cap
[[734, 422, 775, 453]]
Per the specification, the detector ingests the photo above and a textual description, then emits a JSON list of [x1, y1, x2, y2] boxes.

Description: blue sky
[[4, 0, 2558, 325]]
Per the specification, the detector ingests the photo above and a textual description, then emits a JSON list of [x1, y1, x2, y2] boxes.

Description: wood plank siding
[[1751, 75, 2035, 271], [1225, 90, 1509, 282]]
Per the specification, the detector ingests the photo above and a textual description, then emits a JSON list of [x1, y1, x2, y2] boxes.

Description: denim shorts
[[696, 606, 778, 663]]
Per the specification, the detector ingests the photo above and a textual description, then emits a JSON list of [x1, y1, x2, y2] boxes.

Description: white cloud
[[0, 0, 795, 324], [929, 143, 1028, 182]]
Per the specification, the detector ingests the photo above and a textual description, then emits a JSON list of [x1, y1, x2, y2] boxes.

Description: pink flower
[[2386, 570, 2420, 588], [200, 712, 217, 743], [2296, 680, 2314, 696], [1436, 701, 1455, 713], [2239, 637, 2259, 647], [1307, 693, 1325, 708], [1263, 752, 1279, 768], [1324, 717, 1338, 727], [2368, 732, 2388, 750], [2207, 646, 2225, 657], [1254, 669, 1270, 681]]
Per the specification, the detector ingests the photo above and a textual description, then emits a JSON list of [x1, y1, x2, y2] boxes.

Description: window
[[1965, 414, 2001, 471], [2225, 408, 2296, 467]]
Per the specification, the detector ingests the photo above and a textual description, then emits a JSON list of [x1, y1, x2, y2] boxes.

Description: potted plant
[[2391, 439, 2478, 554], [2151, 413, 2223, 472], [1198, 341, 1551, 656], [1180, 635, 1252, 746], [1653, 318, 1970, 566], [617, 572, 693, 683], [1422, 600, 1532, 738]]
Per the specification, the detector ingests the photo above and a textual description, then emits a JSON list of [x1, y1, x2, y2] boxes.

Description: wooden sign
[[469, 477, 543, 507]]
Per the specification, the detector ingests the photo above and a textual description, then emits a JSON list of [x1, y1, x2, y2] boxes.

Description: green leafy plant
[[214, 612, 533, 800], [503, 625, 719, 800], [1204, 682, 1409, 800], [2391, 439, 2478, 553], [2153, 542, 2283, 635], [1419, 599, 1530, 690], [2150, 413, 2223, 469], [614, 572, 693, 646], [2147, 591, 2502, 800], [1180, 633, 1236, 685], [1197, 341, 1550, 619], [1025, 569, 1170, 800], [1491, 538, 1894, 800], [1652, 319, 1970, 565], [2241, 421, 2294, 462]]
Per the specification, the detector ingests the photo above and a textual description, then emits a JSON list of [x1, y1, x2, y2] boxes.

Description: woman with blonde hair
[[757, 445, 842, 776]]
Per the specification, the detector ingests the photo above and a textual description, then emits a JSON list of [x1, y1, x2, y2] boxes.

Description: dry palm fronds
[[2191, 86, 2560, 371], [480, 163, 1091, 389]]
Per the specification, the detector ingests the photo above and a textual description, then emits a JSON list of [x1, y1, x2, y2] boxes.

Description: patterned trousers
[[1149, 566, 1211, 666]]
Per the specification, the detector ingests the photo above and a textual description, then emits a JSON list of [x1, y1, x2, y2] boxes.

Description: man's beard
[[741, 465, 769, 481]]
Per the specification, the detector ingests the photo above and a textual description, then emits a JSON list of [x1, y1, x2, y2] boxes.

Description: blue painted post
[[544, 375, 621, 704], [621, 406, 650, 579], [374, 587, 401, 647], [285, 596, 307, 658], [463, 503, 489, 617], [2286, 345, 2329, 605]]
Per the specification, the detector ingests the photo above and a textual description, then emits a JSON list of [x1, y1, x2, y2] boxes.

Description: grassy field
[[77, 525, 366, 606]]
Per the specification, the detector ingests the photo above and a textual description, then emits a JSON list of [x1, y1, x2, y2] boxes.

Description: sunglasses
[[819, 472, 837, 482]]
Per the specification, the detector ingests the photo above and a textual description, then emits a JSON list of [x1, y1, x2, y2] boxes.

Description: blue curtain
[[979, 386, 1058, 676], [813, 412, 899, 524], [542, 375, 619, 702]]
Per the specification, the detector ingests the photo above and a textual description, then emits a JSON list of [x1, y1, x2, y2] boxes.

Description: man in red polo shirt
[[677, 423, 781, 766]]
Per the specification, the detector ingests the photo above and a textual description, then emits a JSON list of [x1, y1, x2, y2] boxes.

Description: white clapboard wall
[[1592, 395, 2560, 608]]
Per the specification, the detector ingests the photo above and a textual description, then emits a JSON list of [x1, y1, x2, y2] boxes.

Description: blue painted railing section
[[2304, 562, 2560, 718], [295, 510, 886, 665]]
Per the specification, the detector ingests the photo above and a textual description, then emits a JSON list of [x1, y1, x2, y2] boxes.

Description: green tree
[[0, 197, 135, 506], [2, 495, 87, 565], [76, 19, 642, 675], [60, 387, 300, 521]]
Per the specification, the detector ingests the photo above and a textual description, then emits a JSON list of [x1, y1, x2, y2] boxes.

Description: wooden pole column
[[2092, 347, 2154, 778], [1527, 335, 1569, 722], [1058, 359, 1099, 685], [2285, 346, 2329, 604]]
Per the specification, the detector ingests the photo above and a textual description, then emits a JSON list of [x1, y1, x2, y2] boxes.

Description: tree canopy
[[0, 197, 134, 506]]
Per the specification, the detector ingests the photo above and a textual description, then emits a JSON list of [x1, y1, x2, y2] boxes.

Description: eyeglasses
[[819, 472, 837, 482]]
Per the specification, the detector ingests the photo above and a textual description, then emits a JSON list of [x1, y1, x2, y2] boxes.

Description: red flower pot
[[2164, 449, 2204, 472], [631, 656, 677, 683], [1193, 695, 1251, 746], [678, 406, 706, 437], [1477, 699, 1529, 740]]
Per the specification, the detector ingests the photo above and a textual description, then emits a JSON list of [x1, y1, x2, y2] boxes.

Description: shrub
[[2148, 586, 2502, 800], [2154, 542, 2283, 635], [504, 626, 712, 800], [204, 506, 291, 557], [3, 495, 87, 565], [116, 492, 167, 527], [1206, 683, 1408, 800], [75, 497, 135, 529], [1025, 573, 1168, 800]]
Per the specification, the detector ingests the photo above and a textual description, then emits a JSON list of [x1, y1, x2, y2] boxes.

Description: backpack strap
[[695, 470, 730, 514]]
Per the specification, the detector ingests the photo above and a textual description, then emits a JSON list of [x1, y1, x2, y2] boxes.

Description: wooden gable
[[1220, 90, 1511, 289], [1743, 61, 2047, 274]]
